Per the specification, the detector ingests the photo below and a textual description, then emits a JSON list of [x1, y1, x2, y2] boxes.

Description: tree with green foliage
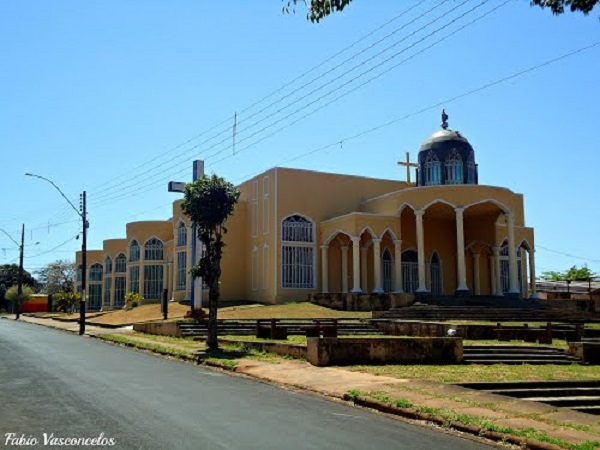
[[283, 0, 598, 22], [5, 285, 34, 314], [53, 291, 81, 313], [540, 264, 597, 281], [182, 174, 240, 350], [36, 260, 75, 295], [0, 264, 36, 311]]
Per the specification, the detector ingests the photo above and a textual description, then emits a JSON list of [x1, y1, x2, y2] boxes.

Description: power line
[[83, 0, 431, 199], [536, 245, 600, 264], [89, 0, 490, 207]]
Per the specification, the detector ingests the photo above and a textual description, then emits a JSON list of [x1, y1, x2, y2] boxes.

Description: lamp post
[[26, 173, 88, 335]]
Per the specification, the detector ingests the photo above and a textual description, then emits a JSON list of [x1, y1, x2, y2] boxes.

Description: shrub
[[53, 291, 81, 313], [125, 292, 142, 309]]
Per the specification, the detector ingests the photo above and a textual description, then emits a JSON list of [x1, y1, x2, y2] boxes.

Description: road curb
[[342, 395, 564, 450]]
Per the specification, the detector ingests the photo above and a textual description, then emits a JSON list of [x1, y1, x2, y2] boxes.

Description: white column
[[506, 213, 520, 295], [489, 254, 496, 297], [493, 246, 503, 296], [372, 238, 383, 293], [351, 237, 362, 293], [109, 275, 115, 310], [473, 253, 481, 295], [455, 207, 468, 293], [393, 239, 403, 293], [360, 247, 368, 293], [320, 245, 329, 293], [529, 248, 538, 299], [415, 210, 428, 293], [341, 246, 349, 294]]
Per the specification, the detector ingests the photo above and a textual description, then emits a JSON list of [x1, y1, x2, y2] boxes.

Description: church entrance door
[[401, 250, 419, 293]]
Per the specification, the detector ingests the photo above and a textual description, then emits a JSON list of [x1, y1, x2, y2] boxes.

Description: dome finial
[[441, 109, 449, 130]]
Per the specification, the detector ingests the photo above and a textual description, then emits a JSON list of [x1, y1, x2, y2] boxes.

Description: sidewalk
[[10, 314, 600, 450]]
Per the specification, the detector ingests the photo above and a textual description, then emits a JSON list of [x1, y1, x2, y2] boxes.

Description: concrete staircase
[[179, 319, 383, 339], [463, 345, 581, 365], [377, 305, 598, 322], [459, 381, 600, 415]]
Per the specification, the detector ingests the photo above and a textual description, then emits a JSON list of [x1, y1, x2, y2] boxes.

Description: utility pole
[[80, 191, 87, 336], [16, 224, 24, 320]]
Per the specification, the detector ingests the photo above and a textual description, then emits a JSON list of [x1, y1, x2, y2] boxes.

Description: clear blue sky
[[1, 0, 598, 278]]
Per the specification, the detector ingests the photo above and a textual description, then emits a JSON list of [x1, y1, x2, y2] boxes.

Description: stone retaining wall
[[221, 339, 307, 359], [373, 320, 498, 339], [307, 337, 463, 366], [133, 321, 182, 337]]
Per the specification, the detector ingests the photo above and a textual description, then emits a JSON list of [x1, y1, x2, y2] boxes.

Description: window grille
[[144, 238, 163, 261], [144, 265, 164, 300], [89, 263, 103, 282], [129, 266, 140, 294], [281, 215, 315, 289], [129, 240, 140, 262], [500, 246, 522, 293], [445, 149, 464, 185], [424, 151, 442, 186], [401, 250, 419, 293], [177, 251, 187, 291], [430, 252, 442, 295], [105, 256, 113, 273], [115, 254, 126, 273], [114, 276, 126, 307], [88, 284, 102, 311], [177, 222, 187, 247], [104, 276, 112, 306]]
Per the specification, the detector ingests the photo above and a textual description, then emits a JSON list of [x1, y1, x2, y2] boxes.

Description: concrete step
[[463, 359, 577, 365], [524, 396, 600, 407], [490, 387, 600, 398], [464, 353, 577, 361]]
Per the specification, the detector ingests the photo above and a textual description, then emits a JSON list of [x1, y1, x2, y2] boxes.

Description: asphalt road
[[0, 320, 493, 450]]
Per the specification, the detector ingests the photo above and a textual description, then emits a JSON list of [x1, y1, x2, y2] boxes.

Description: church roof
[[419, 128, 470, 151]]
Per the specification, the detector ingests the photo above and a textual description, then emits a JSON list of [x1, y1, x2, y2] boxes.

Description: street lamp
[[25, 173, 88, 335]]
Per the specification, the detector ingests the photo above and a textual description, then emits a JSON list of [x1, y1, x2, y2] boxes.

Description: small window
[[424, 151, 442, 186], [89, 263, 103, 282], [115, 254, 126, 273], [105, 256, 113, 274]]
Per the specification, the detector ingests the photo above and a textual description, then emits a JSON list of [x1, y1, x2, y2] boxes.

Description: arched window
[[445, 149, 463, 185], [129, 240, 140, 262], [401, 250, 418, 294], [424, 151, 442, 186], [177, 222, 187, 247], [144, 238, 163, 261], [467, 151, 476, 184], [105, 256, 113, 274], [77, 264, 82, 282], [115, 253, 126, 273], [281, 215, 314, 288], [430, 252, 442, 295], [89, 263, 103, 282]]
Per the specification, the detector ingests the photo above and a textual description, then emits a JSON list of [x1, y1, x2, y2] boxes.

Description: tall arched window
[[144, 238, 163, 261], [114, 253, 126, 308], [424, 151, 442, 186], [430, 251, 442, 295], [105, 256, 113, 274], [467, 150, 476, 184], [89, 263, 103, 282], [445, 149, 463, 185], [281, 215, 315, 288], [129, 240, 140, 262], [382, 249, 393, 293], [500, 245, 522, 294], [177, 222, 187, 247]]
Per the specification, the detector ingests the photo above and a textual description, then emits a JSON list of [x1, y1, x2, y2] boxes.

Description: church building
[[75, 113, 537, 310]]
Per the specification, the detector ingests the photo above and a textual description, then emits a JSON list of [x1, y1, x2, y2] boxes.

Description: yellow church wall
[[102, 239, 127, 259]]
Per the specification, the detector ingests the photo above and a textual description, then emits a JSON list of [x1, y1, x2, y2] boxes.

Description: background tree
[[0, 264, 36, 310], [35, 260, 75, 295], [540, 264, 597, 281], [283, 0, 598, 22], [5, 285, 34, 314], [182, 174, 240, 350]]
